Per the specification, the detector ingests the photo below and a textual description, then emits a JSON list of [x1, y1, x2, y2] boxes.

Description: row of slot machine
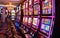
[[16, 0, 55, 38]]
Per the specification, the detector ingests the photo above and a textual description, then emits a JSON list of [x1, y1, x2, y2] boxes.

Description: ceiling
[[0, 0, 24, 6]]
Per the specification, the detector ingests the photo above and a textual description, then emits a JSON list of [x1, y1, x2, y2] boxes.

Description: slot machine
[[39, 0, 55, 38], [28, 0, 41, 38], [21, 2, 26, 29], [29, 0, 33, 15], [30, 17, 40, 38], [32, 0, 40, 30]]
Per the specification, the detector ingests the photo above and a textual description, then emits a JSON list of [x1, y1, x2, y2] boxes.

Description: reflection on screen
[[41, 18, 51, 33]]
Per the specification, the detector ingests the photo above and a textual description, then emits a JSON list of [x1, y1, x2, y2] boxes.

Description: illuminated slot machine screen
[[29, 0, 32, 6], [23, 2, 26, 15], [42, 0, 52, 15], [26, 1, 28, 8], [23, 16, 25, 24], [32, 17, 39, 29], [29, 7, 33, 15], [23, 16, 28, 25], [25, 1, 28, 15], [29, 0, 33, 15], [34, 4, 40, 15], [24, 17, 28, 25], [34, 0, 40, 4], [40, 18, 51, 35], [28, 17, 32, 26]]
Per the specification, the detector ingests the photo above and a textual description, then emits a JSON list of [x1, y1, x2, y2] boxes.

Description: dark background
[[52, 0, 60, 38]]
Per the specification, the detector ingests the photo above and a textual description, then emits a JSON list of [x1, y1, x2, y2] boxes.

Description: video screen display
[[26, 9, 28, 15], [28, 17, 32, 26], [42, 0, 52, 14], [23, 17, 25, 24], [29, 0, 32, 5], [34, 4, 40, 15], [25, 17, 28, 23], [32, 18, 39, 29], [23, 2, 26, 15], [23, 2, 25, 9], [26, 1, 28, 8], [40, 18, 51, 34], [29, 7, 33, 15], [34, 0, 40, 4], [23, 17, 28, 25]]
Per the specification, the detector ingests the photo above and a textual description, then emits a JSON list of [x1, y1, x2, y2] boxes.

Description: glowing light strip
[[0, 4, 16, 7]]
